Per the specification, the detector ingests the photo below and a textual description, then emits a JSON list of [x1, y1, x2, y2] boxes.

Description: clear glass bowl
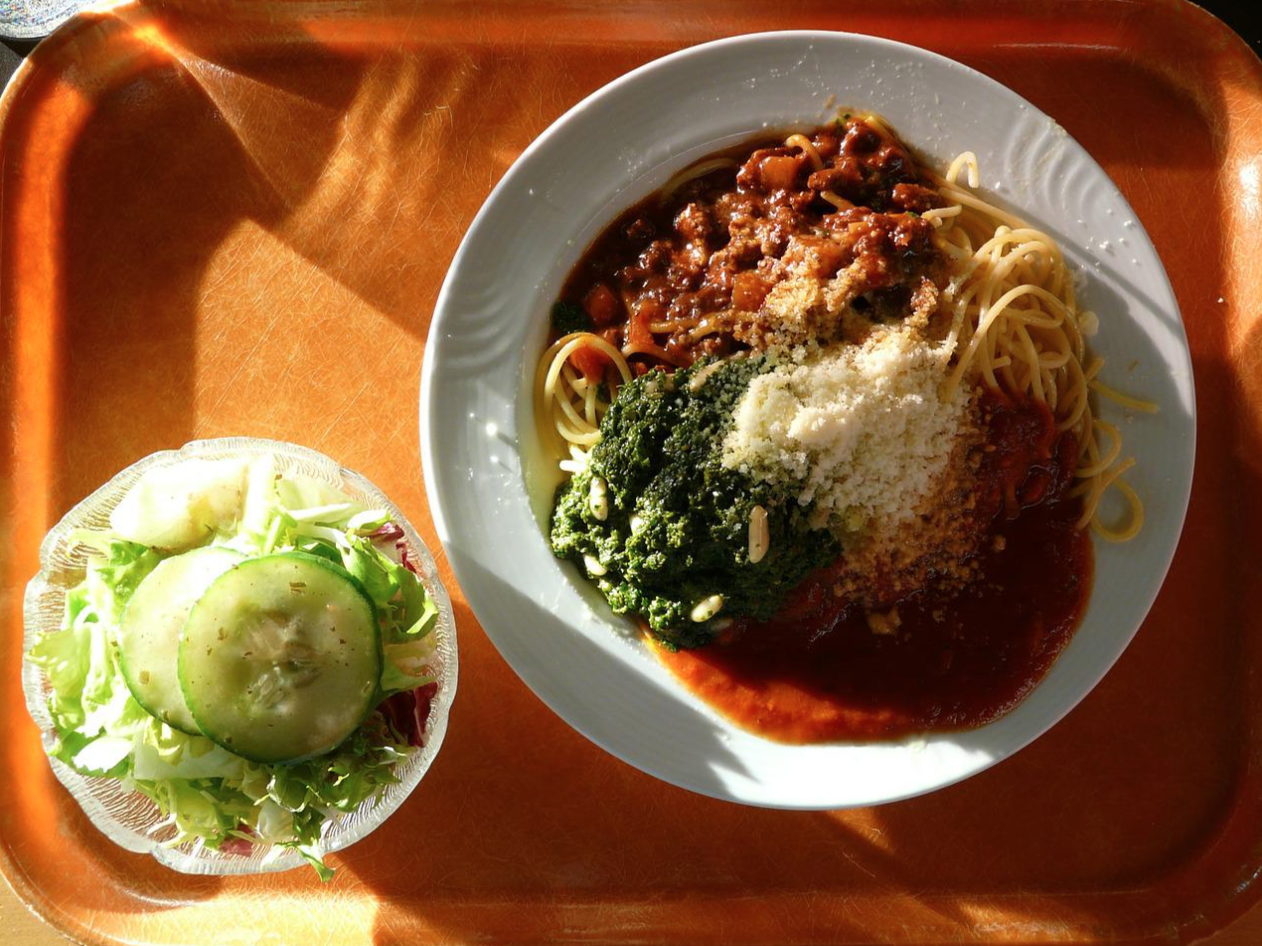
[[22, 437, 458, 875]]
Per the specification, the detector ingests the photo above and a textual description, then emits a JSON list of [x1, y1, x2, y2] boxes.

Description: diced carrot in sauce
[[628, 297, 663, 347], [570, 344, 611, 383], [583, 283, 620, 327], [731, 271, 771, 311], [758, 154, 800, 191]]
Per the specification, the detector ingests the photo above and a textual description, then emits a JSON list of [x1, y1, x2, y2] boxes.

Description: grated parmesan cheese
[[721, 324, 968, 533]]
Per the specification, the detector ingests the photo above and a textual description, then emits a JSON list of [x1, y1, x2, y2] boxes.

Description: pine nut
[[690, 594, 724, 623], [688, 362, 723, 392], [589, 476, 608, 521], [582, 554, 607, 576], [748, 504, 770, 564]]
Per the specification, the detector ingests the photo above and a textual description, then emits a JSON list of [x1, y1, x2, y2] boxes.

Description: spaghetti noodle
[[919, 147, 1151, 541], [536, 331, 632, 474]]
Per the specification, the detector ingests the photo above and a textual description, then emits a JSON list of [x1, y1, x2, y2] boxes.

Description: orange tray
[[2, 1, 1261, 944]]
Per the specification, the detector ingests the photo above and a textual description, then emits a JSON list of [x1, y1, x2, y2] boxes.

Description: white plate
[[421, 31, 1194, 809]]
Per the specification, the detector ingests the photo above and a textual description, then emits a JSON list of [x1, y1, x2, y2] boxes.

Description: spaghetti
[[918, 146, 1152, 542], [536, 331, 631, 474]]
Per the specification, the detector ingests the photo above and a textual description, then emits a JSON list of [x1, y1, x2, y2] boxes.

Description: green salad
[[27, 455, 440, 878]]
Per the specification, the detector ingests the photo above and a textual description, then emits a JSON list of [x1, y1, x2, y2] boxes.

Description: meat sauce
[[556, 117, 946, 373], [655, 394, 1093, 742]]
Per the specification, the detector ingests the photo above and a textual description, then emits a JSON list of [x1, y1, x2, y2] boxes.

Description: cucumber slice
[[178, 551, 381, 764], [118, 546, 243, 734]]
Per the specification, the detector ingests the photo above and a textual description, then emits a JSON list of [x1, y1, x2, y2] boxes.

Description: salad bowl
[[22, 437, 458, 875]]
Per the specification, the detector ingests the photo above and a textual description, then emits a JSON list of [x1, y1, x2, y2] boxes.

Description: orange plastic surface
[[2, 1, 1261, 944]]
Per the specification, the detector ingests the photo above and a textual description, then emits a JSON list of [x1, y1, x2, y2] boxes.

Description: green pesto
[[549, 356, 838, 650]]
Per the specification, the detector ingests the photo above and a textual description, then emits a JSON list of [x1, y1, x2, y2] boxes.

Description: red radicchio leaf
[[368, 521, 405, 542], [220, 828, 255, 857], [396, 539, 420, 575], [381, 683, 438, 748]]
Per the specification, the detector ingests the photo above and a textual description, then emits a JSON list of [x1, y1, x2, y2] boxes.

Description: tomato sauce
[[655, 395, 1094, 742]]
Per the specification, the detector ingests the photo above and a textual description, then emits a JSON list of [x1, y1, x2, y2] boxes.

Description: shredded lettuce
[[28, 461, 440, 878]]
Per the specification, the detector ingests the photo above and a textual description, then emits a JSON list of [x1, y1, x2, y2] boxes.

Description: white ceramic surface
[[23, 438, 458, 874], [421, 31, 1194, 808]]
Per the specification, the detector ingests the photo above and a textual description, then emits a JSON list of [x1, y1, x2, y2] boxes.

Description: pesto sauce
[[550, 356, 838, 650]]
